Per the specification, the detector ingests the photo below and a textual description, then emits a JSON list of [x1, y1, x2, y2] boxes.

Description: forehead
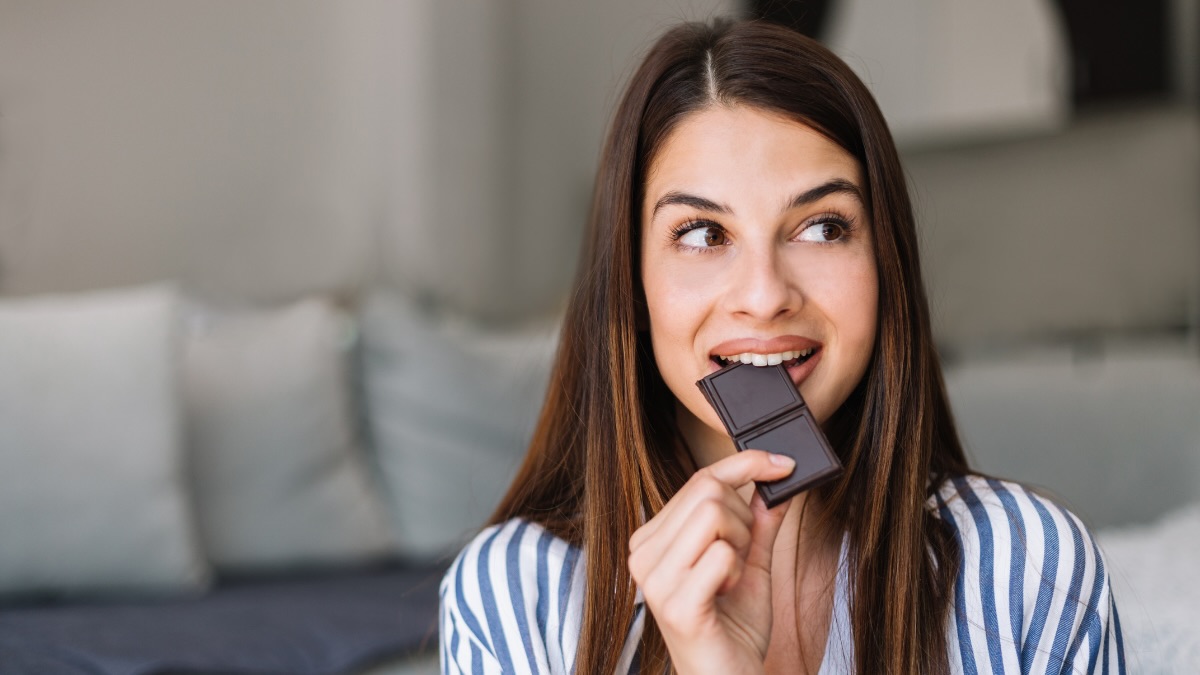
[[643, 105, 863, 206]]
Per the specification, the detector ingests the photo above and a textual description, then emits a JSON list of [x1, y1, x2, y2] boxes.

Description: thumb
[[744, 489, 792, 575]]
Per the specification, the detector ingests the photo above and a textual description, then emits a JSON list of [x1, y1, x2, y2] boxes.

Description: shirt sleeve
[[440, 584, 504, 675], [933, 475, 1127, 674], [438, 519, 584, 675]]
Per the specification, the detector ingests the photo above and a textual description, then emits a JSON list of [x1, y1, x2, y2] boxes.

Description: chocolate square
[[696, 362, 842, 507]]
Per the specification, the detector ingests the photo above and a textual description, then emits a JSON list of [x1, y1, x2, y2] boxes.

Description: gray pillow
[[0, 284, 210, 596], [182, 297, 395, 571], [359, 292, 559, 559], [944, 342, 1200, 529]]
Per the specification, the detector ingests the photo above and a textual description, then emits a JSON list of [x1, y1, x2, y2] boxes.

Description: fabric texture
[[0, 284, 209, 597], [1099, 500, 1200, 673], [182, 297, 394, 571], [439, 475, 1126, 674], [359, 292, 558, 560], [0, 561, 446, 675]]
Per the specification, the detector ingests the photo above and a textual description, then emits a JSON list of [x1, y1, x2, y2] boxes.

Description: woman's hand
[[627, 450, 796, 675]]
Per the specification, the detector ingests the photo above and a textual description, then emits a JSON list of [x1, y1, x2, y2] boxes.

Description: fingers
[[629, 450, 794, 553], [628, 450, 797, 602], [629, 474, 750, 563], [700, 449, 796, 489], [626, 450, 798, 664], [632, 495, 751, 592], [654, 540, 742, 631], [744, 489, 793, 575]]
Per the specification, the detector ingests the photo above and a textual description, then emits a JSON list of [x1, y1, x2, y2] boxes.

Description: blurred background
[[5, 0, 1197, 522], [0, 1, 1197, 671], [1, 0, 1199, 526]]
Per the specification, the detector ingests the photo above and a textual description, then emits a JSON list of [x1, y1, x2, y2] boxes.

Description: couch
[[0, 284, 559, 675], [3, 285, 1197, 673]]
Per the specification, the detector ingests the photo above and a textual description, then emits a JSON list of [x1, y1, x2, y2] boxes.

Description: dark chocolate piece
[[696, 362, 842, 507]]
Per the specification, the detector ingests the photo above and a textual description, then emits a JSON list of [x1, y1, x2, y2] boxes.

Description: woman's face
[[640, 104, 878, 444]]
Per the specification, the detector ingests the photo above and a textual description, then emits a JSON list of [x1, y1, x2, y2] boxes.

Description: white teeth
[[716, 348, 817, 366]]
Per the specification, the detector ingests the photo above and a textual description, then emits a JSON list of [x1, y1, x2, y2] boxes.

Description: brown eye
[[678, 224, 728, 248], [798, 218, 850, 243], [818, 223, 843, 241]]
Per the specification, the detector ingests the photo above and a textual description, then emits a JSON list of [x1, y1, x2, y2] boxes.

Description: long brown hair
[[491, 18, 970, 674]]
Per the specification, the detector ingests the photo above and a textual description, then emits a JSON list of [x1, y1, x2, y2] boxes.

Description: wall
[[0, 1, 389, 303], [907, 105, 1200, 352], [0, 0, 736, 317]]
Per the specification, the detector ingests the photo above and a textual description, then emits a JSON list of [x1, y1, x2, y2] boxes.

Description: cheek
[[841, 263, 878, 353], [642, 261, 722, 415], [642, 257, 718, 352]]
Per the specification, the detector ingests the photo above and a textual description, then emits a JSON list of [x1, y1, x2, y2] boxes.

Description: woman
[[439, 18, 1125, 674]]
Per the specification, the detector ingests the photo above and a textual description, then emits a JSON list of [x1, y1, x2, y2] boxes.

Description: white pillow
[[1099, 502, 1200, 672], [182, 297, 395, 571], [0, 284, 210, 596], [359, 292, 559, 559]]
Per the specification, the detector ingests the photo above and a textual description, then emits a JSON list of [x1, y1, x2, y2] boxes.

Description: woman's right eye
[[677, 224, 727, 248]]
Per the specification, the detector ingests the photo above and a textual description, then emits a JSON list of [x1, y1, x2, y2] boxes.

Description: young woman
[[439, 19, 1125, 675]]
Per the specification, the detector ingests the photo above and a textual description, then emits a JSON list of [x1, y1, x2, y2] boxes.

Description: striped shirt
[[439, 474, 1126, 673]]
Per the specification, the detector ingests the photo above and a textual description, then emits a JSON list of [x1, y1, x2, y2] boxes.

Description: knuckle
[[690, 474, 724, 500], [659, 594, 694, 630], [641, 570, 672, 609], [693, 498, 726, 528], [627, 549, 648, 581], [710, 538, 737, 562]]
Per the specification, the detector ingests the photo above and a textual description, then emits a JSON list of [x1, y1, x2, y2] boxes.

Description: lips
[[706, 336, 824, 386]]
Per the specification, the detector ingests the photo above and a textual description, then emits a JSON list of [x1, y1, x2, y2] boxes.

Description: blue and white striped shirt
[[439, 475, 1126, 673]]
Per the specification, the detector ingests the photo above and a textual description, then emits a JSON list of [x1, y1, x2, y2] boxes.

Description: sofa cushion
[[0, 284, 210, 597], [182, 297, 395, 571], [944, 341, 1200, 529], [0, 561, 445, 675], [359, 291, 558, 559]]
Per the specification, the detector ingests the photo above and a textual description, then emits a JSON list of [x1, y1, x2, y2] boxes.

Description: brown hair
[[491, 18, 970, 674]]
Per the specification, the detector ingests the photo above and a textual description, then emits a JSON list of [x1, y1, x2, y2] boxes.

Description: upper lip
[[708, 336, 822, 359]]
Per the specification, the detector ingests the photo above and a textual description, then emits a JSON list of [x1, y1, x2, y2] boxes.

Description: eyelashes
[[667, 211, 859, 252]]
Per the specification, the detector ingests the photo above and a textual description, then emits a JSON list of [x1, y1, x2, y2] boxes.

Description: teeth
[[717, 348, 816, 366]]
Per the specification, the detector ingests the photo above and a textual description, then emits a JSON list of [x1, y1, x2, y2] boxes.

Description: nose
[[722, 245, 800, 322]]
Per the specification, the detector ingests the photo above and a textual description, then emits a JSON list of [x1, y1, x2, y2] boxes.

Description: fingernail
[[770, 453, 795, 468]]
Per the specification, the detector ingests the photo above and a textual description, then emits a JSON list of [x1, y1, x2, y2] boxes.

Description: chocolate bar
[[696, 362, 842, 507]]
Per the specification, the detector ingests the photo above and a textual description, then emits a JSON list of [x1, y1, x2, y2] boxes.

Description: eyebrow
[[651, 178, 865, 220], [788, 178, 864, 210], [651, 192, 731, 218]]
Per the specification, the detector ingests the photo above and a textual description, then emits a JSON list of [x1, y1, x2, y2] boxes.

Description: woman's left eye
[[797, 218, 849, 243]]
